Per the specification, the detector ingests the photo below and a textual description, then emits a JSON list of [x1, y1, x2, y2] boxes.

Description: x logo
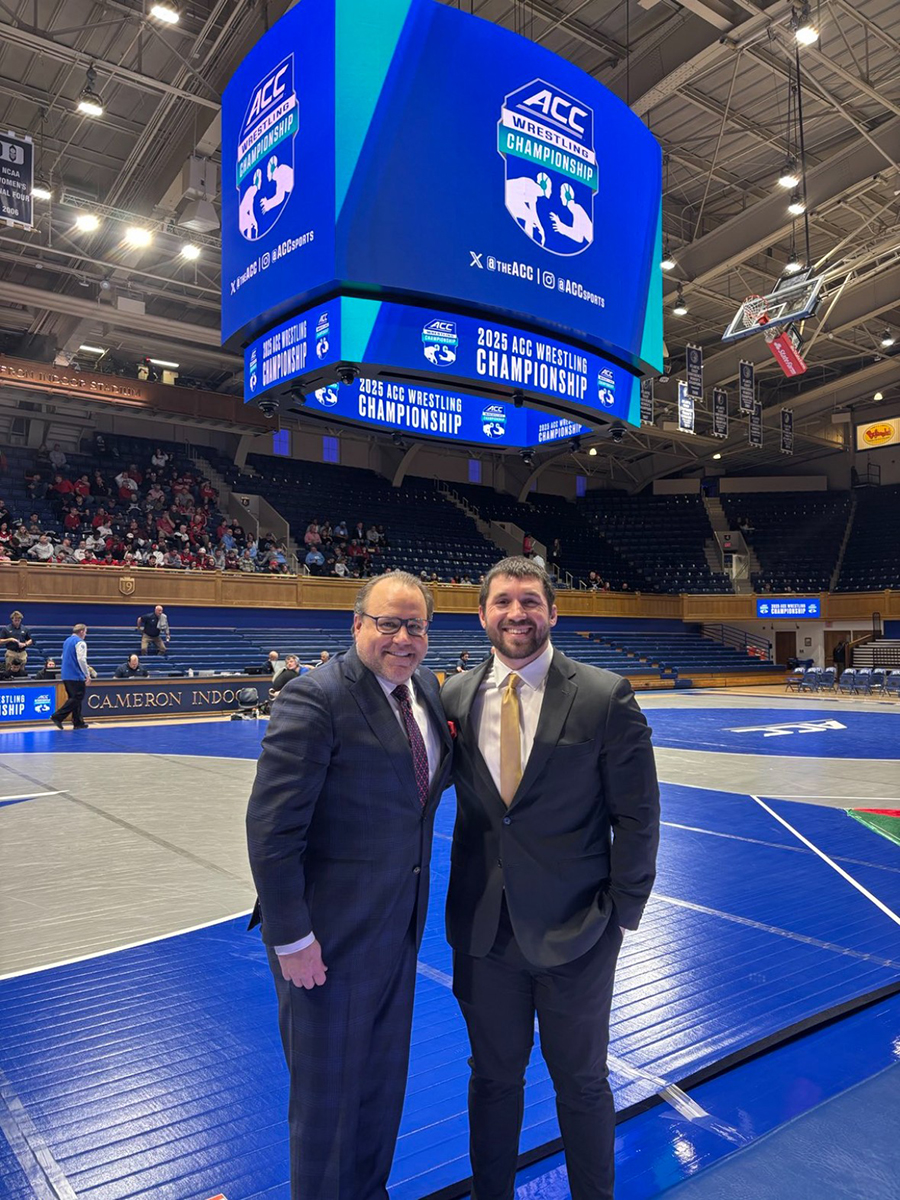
[[469, 251, 483, 269]]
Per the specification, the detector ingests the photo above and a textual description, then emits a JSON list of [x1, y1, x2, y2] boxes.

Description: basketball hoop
[[741, 295, 769, 329]]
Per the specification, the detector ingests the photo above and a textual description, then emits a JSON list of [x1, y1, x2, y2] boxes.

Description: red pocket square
[[447, 720, 458, 739]]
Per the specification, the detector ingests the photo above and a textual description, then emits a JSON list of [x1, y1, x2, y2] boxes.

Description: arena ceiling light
[[74, 212, 100, 232], [79, 344, 106, 355], [149, 3, 180, 22], [777, 158, 800, 189], [784, 248, 804, 274], [672, 284, 688, 316], [180, 243, 201, 260], [149, 358, 179, 368], [787, 191, 806, 215], [712, 452, 722, 460], [77, 66, 104, 117], [31, 179, 52, 200], [124, 226, 154, 248], [588, 446, 598, 456], [880, 329, 895, 348], [873, 391, 884, 401], [793, 3, 819, 45], [660, 241, 676, 271]]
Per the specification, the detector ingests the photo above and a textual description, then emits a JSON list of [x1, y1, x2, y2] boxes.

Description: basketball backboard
[[722, 272, 824, 344]]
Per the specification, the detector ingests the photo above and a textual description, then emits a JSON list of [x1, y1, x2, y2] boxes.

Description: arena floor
[[1, 687, 898, 1200]]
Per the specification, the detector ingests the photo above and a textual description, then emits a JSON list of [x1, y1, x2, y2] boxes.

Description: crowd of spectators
[[301, 518, 391, 578], [0, 442, 291, 573]]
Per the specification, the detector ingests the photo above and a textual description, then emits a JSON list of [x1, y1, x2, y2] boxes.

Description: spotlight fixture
[[74, 212, 100, 232], [148, 358, 179, 368], [784, 249, 803, 275], [520, 448, 534, 467], [588, 446, 598, 456], [124, 226, 153, 248], [777, 158, 800, 189], [880, 329, 895, 348], [873, 391, 884, 401], [672, 284, 688, 316], [149, 3, 180, 22], [77, 66, 104, 117], [569, 437, 582, 452], [180, 242, 201, 261], [787, 191, 806, 215], [794, 2, 818, 45], [660, 245, 676, 271], [512, 390, 525, 408], [712, 452, 722, 460], [31, 179, 52, 200]]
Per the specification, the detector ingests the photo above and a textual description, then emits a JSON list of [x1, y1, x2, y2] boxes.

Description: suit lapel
[[344, 646, 419, 802], [510, 650, 577, 808]]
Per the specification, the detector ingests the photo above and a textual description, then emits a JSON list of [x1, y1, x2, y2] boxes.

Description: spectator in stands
[[269, 654, 301, 698], [35, 657, 57, 680], [456, 650, 470, 673], [137, 605, 170, 656], [163, 548, 185, 569], [12, 525, 33, 557], [311, 650, 330, 669], [51, 623, 90, 730], [551, 537, 562, 561], [239, 549, 256, 573], [91, 468, 110, 498], [0, 522, 11, 554], [265, 651, 280, 674], [522, 531, 534, 556], [531, 549, 546, 570], [334, 518, 348, 540], [0, 499, 10, 527], [28, 534, 55, 562], [74, 474, 92, 500], [305, 546, 325, 574], [588, 571, 602, 590], [0, 657, 27, 680], [49, 443, 67, 470], [115, 654, 149, 679], [35, 441, 51, 466], [1, 610, 33, 670], [366, 523, 381, 547], [304, 522, 322, 548], [333, 553, 349, 578], [151, 447, 169, 470], [54, 538, 77, 564]]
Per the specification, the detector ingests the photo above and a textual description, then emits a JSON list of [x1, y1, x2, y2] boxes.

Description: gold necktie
[[499, 673, 523, 806]]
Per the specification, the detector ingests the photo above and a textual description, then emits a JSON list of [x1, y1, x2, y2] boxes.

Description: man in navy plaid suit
[[247, 572, 453, 1199]]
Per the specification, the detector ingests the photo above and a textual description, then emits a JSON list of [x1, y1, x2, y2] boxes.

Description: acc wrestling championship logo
[[236, 55, 298, 242], [481, 405, 508, 439], [422, 320, 458, 366], [314, 384, 340, 408], [597, 368, 616, 407], [498, 80, 598, 257]]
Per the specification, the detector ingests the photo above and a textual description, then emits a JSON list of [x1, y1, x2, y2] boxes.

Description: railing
[[702, 623, 772, 661]]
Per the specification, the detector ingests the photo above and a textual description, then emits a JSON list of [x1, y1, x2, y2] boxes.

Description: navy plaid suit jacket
[[247, 645, 453, 962]]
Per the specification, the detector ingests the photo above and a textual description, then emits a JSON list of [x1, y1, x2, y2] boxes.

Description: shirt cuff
[[274, 931, 315, 955]]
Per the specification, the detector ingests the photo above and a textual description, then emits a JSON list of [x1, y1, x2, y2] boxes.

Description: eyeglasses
[[359, 612, 429, 637]]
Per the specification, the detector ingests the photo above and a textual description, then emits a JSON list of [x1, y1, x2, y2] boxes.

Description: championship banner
[[686, 344, 703, 401], [677, 380, 695, 434], [640, 376, 654, 425], [738, 360, 754, 413], [780, 407, 794, 455], [712, 388, 728, 439], [0, 130, 34, 230], [749, 397, 763, 448]]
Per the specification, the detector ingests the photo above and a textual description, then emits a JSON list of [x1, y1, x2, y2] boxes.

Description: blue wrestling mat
[[1, 722, 899, 1199], [647, 707, 900, 758]]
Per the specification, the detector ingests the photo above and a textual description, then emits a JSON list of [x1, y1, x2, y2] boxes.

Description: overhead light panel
[[77, 65, 104, 117], [873, 391, 884, 401], [588, 446, 598, 456], [149, 358, 179, 368], [180, 242, 201, 260], [784, 251, 803, 275], [149, 3, 180, 22], [660, 247, 676, 271], [712, 452, 722, 460], [672, 284, 688, 316], [32, 180, 52, 200], [880, 329, 895, 348], [124, 226, 153, 248], [794, 3, 818, 45], [74, 212, 100, 232], [787, 191, 806, 215], [79, 344, 106, 355], [777, 158, 800, 189]]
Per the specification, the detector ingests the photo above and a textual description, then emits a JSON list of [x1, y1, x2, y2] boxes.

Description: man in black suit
[[442, 557, 659, 1200], [246, 572, 453, 1199]]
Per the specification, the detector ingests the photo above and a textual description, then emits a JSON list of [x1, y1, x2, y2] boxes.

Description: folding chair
[[837, 668, 856, 695], [818, 666, 836, 692], [798, 667, 819, 692], [870, 668, 887, 695], [885, 670, 900, 697], [853, 668, 872, 695], [785, 667, 805, 692]]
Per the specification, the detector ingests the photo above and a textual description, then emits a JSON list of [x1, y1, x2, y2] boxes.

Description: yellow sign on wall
[[856, 417, 900, 451]]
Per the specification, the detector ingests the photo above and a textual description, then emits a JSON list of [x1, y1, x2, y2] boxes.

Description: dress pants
[[453, 899, 623, 1200], [267, 924, 418, 1200], [53, 680, 87, 727]]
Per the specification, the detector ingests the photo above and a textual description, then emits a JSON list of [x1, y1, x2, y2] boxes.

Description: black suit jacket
[[246, 646, 453, 961], [442, 649, 659, 968]]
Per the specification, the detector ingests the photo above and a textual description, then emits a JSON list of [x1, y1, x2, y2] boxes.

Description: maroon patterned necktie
[[392, 683, 431, 807]]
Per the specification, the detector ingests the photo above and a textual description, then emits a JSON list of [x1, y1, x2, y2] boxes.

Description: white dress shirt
[[471, 641, 554, 796], [275, 671, 441, 956]]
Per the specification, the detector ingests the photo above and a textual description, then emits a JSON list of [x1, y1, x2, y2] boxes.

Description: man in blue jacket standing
[[52, 623, 90, 730]]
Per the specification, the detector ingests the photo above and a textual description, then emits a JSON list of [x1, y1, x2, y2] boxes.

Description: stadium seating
[[719, 490, 851, 593], [835, 483, 900, 591]]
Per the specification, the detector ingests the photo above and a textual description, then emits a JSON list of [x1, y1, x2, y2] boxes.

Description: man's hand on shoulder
[[278, 938, 328, 989]]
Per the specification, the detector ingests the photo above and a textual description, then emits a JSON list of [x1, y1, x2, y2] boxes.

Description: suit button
[[412, 865, 421, 874], [502, 817, 511, 825], [497, 858, 502, 867]]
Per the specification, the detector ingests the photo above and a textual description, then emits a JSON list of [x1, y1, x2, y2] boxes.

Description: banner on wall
[[686, 344, 703, 401], [712, 388, 728, 438], [749, 397, 763, 447], [0, 130, 34, 229], [677, 380, 695, 434], [738, 360, 754, 413], [780, 407, 794, 454], [856, 417, 900, 451], [640, 376, 654, 425]]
